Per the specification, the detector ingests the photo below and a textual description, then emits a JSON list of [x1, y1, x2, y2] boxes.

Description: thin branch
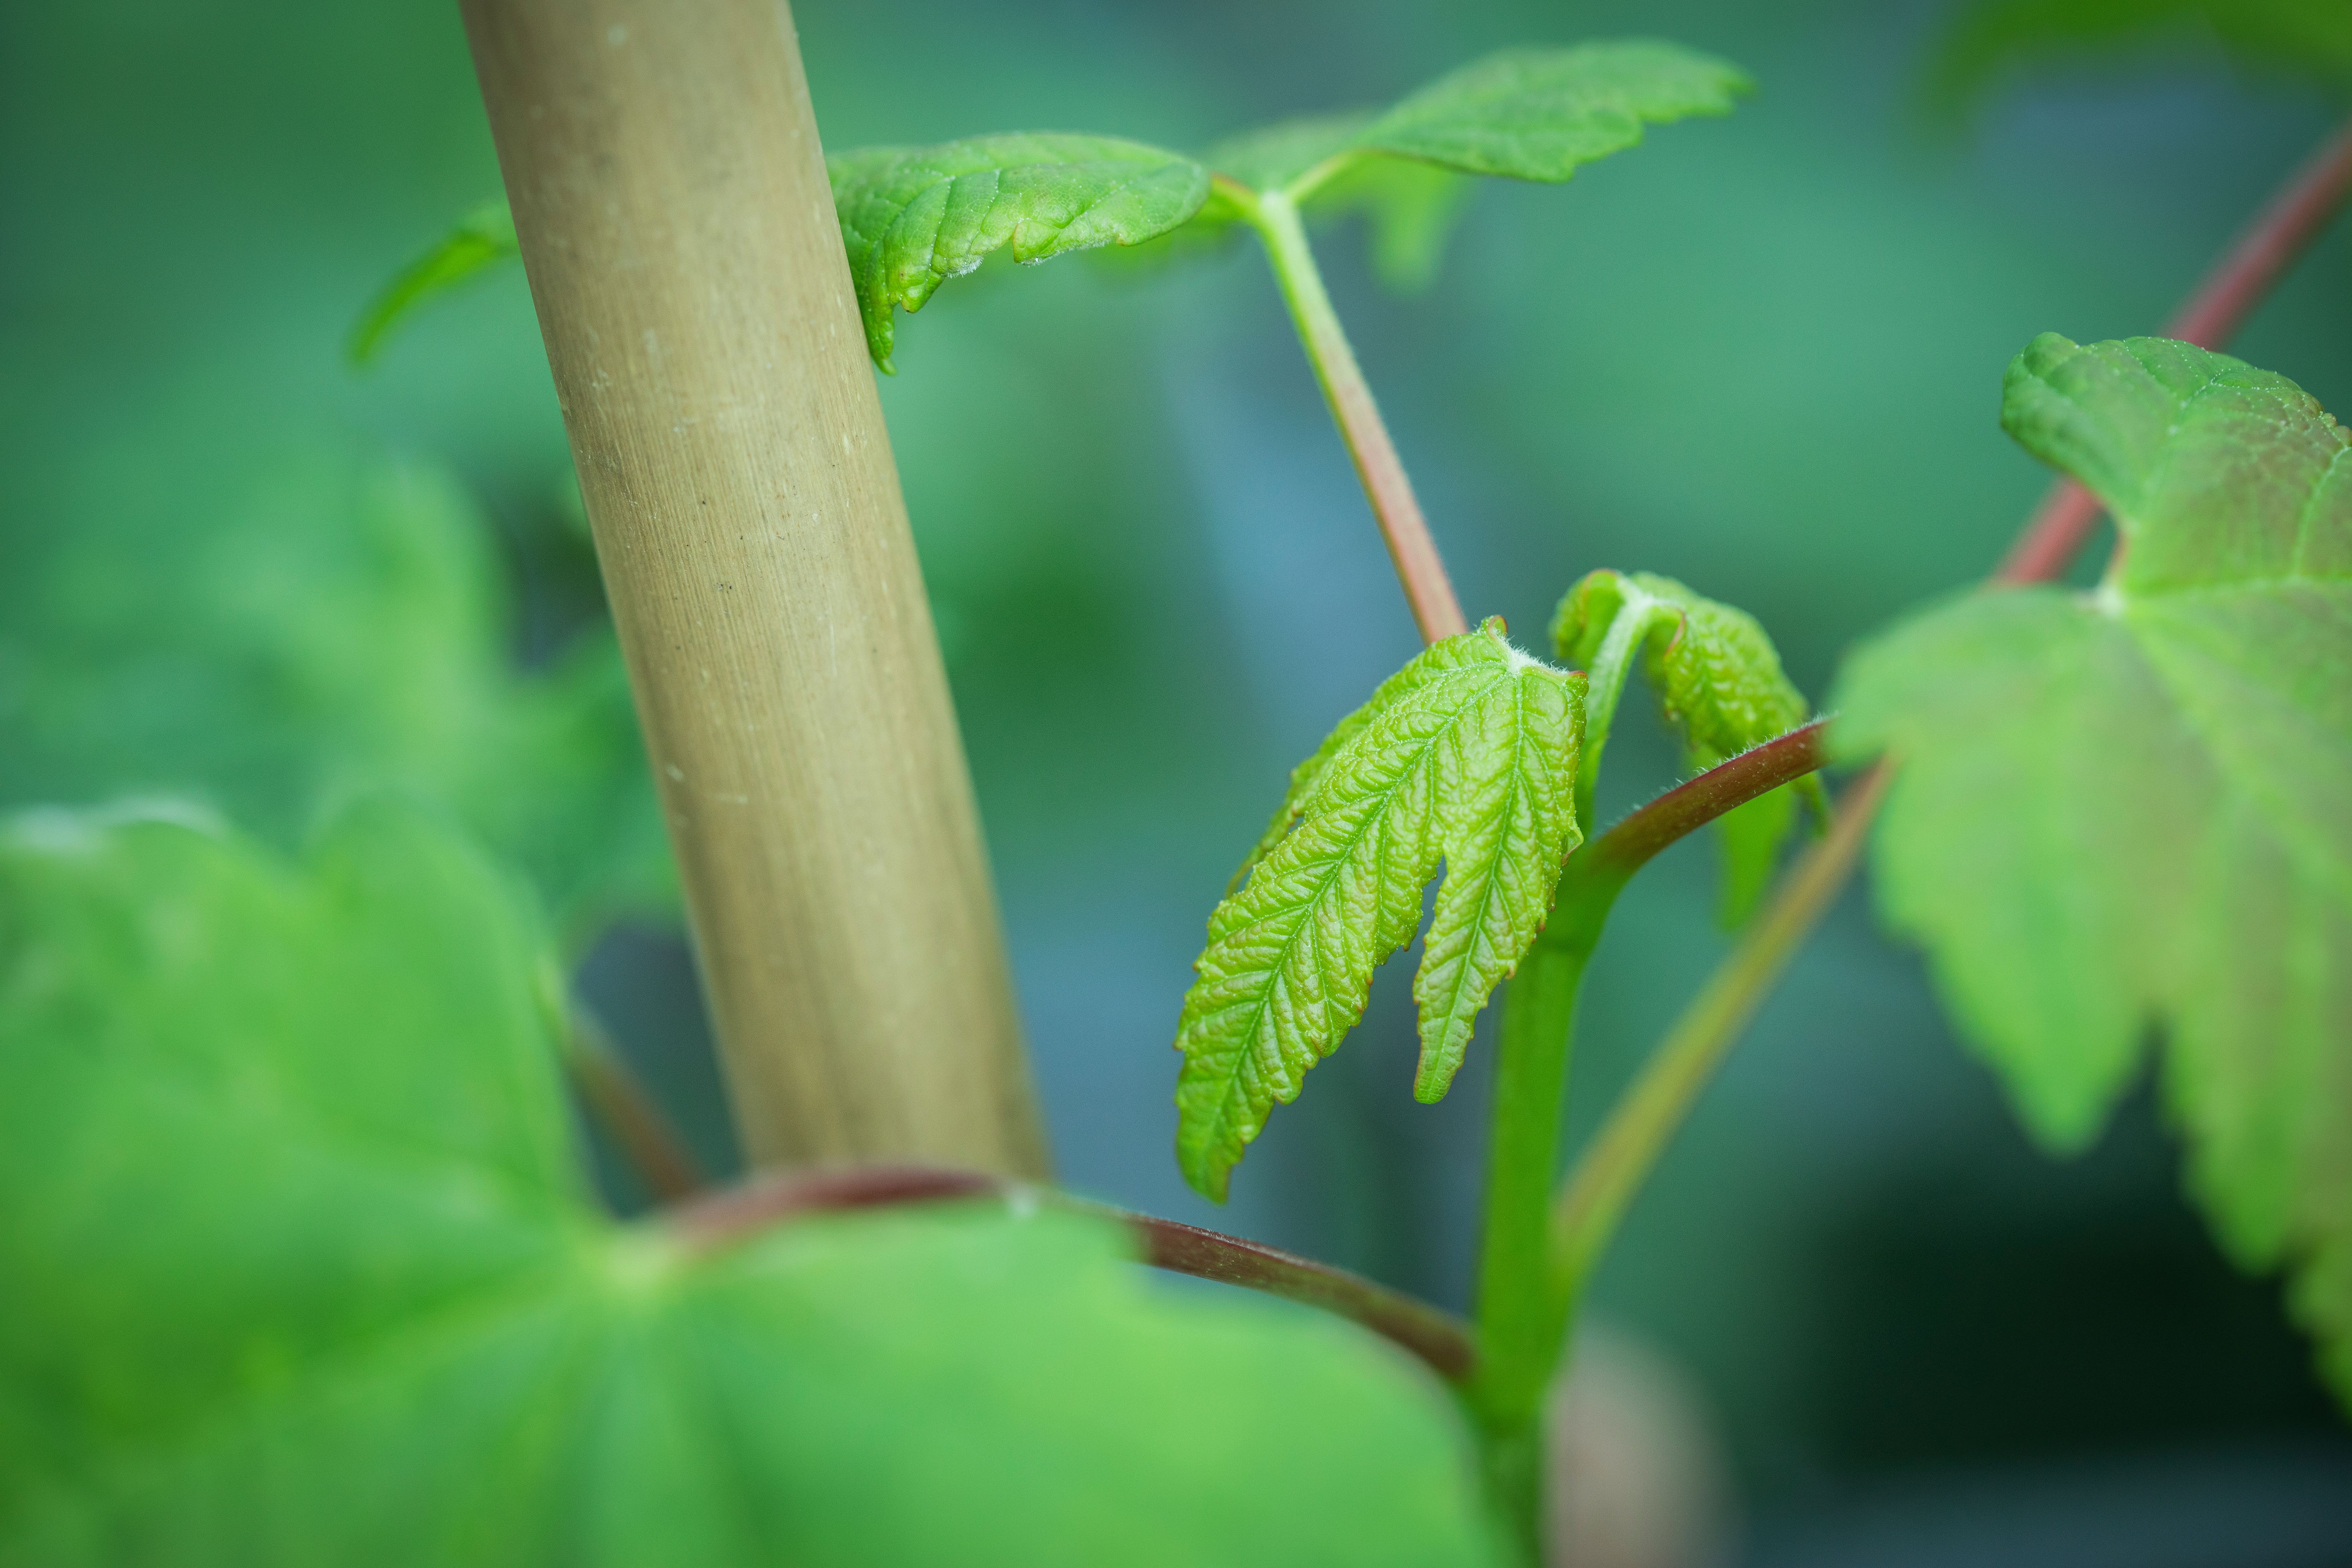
[[1546, 763, 1891, 1299], [1575, 720, 1829, 885], [1994, 113, 2352, 587], [667, 1164, 1477, 1385], [1238, 181, 1469, 644], [566, 1003, 708, 1203], [2167, 116, 2352, 350]]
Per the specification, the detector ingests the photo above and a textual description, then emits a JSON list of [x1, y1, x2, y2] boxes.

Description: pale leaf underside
[[1835, 334, 2352, 1405], [1176, 621, 1584, 1202]]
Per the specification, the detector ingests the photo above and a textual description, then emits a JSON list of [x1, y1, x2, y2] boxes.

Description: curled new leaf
[[830, 133, 1210, 370], [1834, 334, 2352, 1408], [1176, 619, 1585, 1202], [1553, 570, 1821, 925]]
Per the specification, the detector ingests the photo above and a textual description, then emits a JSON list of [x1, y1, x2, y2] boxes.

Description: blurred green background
[[6, 0, 2352, 1561]]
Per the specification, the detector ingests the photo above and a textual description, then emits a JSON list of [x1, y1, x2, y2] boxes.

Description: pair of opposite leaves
[[355, 40, 1753, 367]]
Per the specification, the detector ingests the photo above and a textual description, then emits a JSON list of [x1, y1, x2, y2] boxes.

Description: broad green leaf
[[1176, 620, 1585, 1201], [0, 805, 1499, 1566], [1928, 0, 2352, 114], [1187, 42, 1746, 292], [1553, 570, 1821, 926], [0, 440, 671, 933], [830, 133, 1209, 371], [1834, 334, 2352, 1405], [347, 199, 519, 365], [1353, 42, 1751, 184]]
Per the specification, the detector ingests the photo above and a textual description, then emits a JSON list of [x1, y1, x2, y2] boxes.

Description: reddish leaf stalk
[[668, 1164, 1477, 1385], [567, 1006, 708, 1203], [1239, 178, 1469, 644], [1575, 721, 1829, 885]]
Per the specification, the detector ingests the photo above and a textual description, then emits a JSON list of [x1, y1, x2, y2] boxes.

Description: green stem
[[1465, 720, 1832, 1559], [1239, 182, 1468, 644], [1469, 933, 1592, 1562]]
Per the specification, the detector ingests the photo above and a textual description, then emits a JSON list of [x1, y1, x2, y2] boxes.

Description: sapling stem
[[1236, 181, 1470, 643], [1466, 720, 1831, 1561], [1470, 937, 1594, 1563]]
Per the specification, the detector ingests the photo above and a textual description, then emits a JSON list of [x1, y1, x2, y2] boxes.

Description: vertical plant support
[[461, 0, 1047, 1176]]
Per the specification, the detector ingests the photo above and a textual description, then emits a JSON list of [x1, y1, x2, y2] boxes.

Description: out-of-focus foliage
[[1175, 621, 1584, 1200], [0, 435, 670, 933], [1929, 0, 2352, 112], [1554, 570, 1822, 927], [1836, 334, 2352, 1407], [0, 803, 1500, 1567]]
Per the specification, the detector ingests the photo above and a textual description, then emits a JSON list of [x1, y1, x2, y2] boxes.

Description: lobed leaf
[[1176, 621, 1585, 1201], [1554, 570, 1821, 925], [0, 806, 1500, 1566], [1833, 334, 2352, 1407], [830, 133, 1210, 370]]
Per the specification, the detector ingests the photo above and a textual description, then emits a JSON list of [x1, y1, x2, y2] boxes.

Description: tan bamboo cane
[[460, 0, 1047, 1177]]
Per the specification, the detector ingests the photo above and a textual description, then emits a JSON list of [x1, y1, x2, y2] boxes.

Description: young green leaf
[[1834, 334, 2352, 1405], [347, 199, 519, 364], [1176, 620, 1585, 1202], [831, 133, 1209, 370], [1353, 41, 1751, 184], [0, 805, 1500, 1566], [1189, 42, 1748, 291], [1553, 570, 1822, 926]]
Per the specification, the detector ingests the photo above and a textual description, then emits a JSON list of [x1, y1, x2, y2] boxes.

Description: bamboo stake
[[461, 0, 1047, 1177]]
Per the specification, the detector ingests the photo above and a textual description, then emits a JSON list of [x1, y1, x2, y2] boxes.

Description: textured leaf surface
[[0, 806, 1499, 1566], [1176, 621, 1584, 1201], [1834, 335, 2352, 1405], [1929, 0, 2352, 112], [1189, 42, 1745, 290], [1554, 570, 1820, 925], [831, 133, 1209, 370], [0, 444, 669, 930], [348, 199, 519, 364], [1356, 42, 1748, 182]]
